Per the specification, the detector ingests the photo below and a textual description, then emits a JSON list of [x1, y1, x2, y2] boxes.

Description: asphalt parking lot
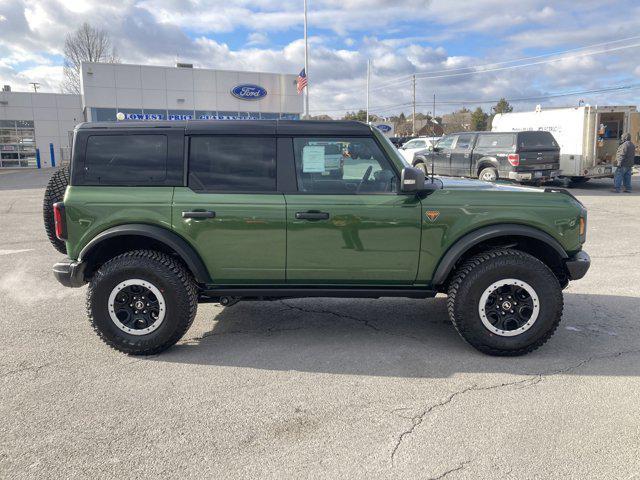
[[1, 168, 639, 479]]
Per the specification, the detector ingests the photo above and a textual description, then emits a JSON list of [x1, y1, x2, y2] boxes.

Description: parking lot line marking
[[0, 249, 34, 256]]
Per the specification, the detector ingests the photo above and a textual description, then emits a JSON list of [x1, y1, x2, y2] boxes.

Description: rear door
[[284, 136, 422, 284], [516, 131, 560, 175], [172, 135, 286, 284], [449, 133, 476, 176]]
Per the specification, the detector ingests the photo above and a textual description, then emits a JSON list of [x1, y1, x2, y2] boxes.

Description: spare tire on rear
[[43, 165, 70, 254]]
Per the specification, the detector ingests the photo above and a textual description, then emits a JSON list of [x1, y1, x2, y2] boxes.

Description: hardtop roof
[[75, 120, 373, 136]]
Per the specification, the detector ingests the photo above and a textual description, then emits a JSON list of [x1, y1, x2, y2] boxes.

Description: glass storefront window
[[0, 120, 37, 167], [216, 111, 240, 120], [92, 108, 117, 121]]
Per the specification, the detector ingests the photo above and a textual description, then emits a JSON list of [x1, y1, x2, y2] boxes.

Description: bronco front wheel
[[87, 250, 198, 355], [447, 249, 563, 356]]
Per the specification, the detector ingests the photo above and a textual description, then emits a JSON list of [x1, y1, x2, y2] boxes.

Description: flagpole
[[366, 59, 370, 124], [303, 0, 309, 119]]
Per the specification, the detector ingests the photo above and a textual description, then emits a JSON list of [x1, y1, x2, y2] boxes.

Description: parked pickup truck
[[412, 131, 561, 183], [44, 120, 589, 357]]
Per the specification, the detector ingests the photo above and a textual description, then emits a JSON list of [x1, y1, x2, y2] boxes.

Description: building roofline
[[80, 61, 298, 78]]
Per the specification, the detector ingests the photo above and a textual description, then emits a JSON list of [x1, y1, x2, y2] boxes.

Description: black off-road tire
[[43, 165, 70, 254], [447, 249, 563, 356], [87, 250, 198, 355]]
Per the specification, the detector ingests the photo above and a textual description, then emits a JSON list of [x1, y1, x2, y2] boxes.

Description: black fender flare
[[431, 223, 568, 286], [79, 224, 211, 283]]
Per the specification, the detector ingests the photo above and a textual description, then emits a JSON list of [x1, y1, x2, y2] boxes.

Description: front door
[[431, 135, 456, 176], [172, 135, 286, 284], [285, 136, 422, 284], [450, 133, 476, 176]]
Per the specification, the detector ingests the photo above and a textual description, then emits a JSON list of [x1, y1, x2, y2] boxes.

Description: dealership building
[[0, 62, 302, 168]]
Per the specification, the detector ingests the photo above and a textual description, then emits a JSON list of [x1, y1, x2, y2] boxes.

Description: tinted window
[[477, 134, 515, 148], [85, 134, 167, 184], [294, 137, 397, 194], [436, 136, 455, 150], [518, 131, 558, 148], [455, 134, 475, 149], [189, 136, 276, 192]]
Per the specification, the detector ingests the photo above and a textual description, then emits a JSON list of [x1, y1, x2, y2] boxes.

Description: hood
[[437, 176, 543, 193], [621, 133, 631, 143]]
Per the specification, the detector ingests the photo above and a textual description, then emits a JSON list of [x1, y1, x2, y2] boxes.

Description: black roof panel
[[76, 119, 372, 136]]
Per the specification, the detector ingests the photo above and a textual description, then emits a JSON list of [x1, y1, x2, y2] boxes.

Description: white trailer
[[492, 105, 640, 181]]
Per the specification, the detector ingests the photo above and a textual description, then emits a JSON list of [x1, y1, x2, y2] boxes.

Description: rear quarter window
[[84, 134, 168, 184], [518, 131, 558, 148], [476, 134, 515, 148]]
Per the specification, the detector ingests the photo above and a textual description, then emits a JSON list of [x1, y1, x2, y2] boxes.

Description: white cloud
[[247, 32, 268, 46], [1, 0, 639, 117]]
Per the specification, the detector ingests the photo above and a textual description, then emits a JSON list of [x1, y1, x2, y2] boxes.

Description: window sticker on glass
[[302, 145, 326, 173]]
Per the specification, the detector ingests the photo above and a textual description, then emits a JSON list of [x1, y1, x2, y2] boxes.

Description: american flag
[[297, 68, 307, 94]]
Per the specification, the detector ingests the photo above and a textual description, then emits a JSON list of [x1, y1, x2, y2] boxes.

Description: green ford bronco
[[45, 120, 590, 356]]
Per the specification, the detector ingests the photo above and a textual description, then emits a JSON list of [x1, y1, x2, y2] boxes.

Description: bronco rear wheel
[[447, 249, 563, 356], [87, 250, 198, 355], [43, 165, 70, 254]]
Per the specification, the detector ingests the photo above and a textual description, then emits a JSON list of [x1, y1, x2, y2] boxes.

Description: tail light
[[53, 202, 67, 240], [507, 154, 520, 166]]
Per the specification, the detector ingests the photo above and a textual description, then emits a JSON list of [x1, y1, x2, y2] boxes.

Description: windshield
[[373, 128, 411, 167]]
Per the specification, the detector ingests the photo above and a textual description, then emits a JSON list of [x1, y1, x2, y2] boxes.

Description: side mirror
[[401, 167, 438, 193], [432, 146, 441, 152]]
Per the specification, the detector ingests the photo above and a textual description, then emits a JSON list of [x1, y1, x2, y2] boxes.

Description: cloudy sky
[[1, 0, 640, 117]]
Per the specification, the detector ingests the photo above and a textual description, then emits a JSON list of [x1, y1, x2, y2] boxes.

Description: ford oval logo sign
[[376, 124, 392, 133], [231, 84, 267, 101]]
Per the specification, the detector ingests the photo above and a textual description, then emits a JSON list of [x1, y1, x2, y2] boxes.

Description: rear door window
[[188, 136, 276, 192], [518, 131, 558, 149], [84, 134, 167, 184]]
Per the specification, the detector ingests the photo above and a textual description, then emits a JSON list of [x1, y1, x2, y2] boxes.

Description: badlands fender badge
[[426, 210, 440, 222]]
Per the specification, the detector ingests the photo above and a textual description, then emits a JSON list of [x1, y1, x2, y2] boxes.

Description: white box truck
[[491, 105, 640, 183]]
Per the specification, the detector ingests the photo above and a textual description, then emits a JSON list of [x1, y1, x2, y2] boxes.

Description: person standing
[[612, 133, 635, 193]]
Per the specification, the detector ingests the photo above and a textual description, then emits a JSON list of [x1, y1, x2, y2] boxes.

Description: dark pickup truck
[[412, 131, 561, 183]]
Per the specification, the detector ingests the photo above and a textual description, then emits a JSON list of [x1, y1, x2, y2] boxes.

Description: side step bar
[[200, 287, 436, 302]]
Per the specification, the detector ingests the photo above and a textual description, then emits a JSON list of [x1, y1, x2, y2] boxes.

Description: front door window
[[293, 137, 398, 194]]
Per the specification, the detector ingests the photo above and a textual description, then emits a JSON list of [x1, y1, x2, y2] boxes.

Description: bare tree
[[62, 23, 119, 94]]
